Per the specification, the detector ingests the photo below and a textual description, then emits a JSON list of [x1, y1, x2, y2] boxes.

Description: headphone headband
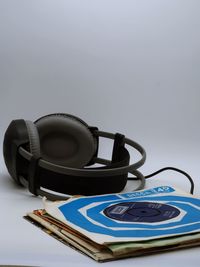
[[18, 130, 146, 177]]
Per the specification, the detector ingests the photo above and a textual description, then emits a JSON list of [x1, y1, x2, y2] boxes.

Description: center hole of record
[[127, 207, 160, 217]]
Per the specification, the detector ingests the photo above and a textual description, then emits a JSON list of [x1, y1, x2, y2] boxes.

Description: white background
[[0, 0, 200, 266]]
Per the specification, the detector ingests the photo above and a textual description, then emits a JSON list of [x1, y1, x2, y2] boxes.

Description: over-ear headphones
[[3, 113, 146, 200]]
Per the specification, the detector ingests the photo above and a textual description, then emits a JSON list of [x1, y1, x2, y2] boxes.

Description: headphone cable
[[128, 167, 194, 194]]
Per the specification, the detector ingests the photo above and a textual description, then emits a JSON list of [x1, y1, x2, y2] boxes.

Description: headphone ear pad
[[35, 114, 96, 168], [25, 120, 41, 158], [3, 120, 29, 183]]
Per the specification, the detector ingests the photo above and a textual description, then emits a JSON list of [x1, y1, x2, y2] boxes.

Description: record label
[[104, 202, 180, 223]]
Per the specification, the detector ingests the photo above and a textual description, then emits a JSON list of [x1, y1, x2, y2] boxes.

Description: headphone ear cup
[[3, 120, 29, 183], [35, 114, 96, 168], [25, 120, 41, 158]]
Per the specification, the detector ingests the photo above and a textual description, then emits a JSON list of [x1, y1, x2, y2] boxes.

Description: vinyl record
[[104, 201, 180, 223]]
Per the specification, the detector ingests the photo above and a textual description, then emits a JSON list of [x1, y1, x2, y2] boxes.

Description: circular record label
[[104, 201, 180, 223]]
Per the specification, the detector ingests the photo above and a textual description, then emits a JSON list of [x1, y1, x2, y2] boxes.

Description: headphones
[[3, 113, 147, 200]]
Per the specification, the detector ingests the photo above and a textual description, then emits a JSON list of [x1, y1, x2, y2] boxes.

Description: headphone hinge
[[12, 140, 28, 185], [28, 156, 41, 196], [112, 133, 125, 163], [11, 141, 20, 184]]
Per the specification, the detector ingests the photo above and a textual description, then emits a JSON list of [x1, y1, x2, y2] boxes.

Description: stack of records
[[25, 186, 200, 262]]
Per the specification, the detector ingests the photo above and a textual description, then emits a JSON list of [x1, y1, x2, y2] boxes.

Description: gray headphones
[[3, 113, 146, 200]]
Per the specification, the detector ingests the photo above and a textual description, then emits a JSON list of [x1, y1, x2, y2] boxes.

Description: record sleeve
[[42, 186, 200, 244]]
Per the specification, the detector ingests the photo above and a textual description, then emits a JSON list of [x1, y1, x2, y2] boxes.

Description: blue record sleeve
[[44, 186, 200, 244]]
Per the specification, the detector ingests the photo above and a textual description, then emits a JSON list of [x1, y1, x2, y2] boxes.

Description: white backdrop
[[0, 0, 200, 266]]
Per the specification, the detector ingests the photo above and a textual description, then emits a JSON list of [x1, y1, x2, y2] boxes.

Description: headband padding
[[17, 146, 130, 196], [25, 120, 41, 158], [35, 115, 96, 168]]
